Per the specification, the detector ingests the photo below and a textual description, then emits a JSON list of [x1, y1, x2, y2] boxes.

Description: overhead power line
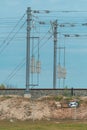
[[32, 10, 87, 13], [3, 58, 26, 84], [0, 20, 26, 55], [3, 8, 87, 89], [0, 13, 26, 51]]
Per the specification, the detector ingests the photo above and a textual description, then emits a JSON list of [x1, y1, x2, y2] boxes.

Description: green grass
[[0, 120, 87, 130]]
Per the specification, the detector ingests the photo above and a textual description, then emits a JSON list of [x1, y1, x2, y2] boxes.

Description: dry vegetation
[[0, 95, 86, 121]]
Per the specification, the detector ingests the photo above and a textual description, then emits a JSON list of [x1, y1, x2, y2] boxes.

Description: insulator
[[31, 57, 36, 73], [57, 65, 61, 72], [33, 10, 40, 13], [64, 34, 70, 37], [57, 65, 62, 79], [82, 23, 87, 26], [61, 67, 67, 78], [70, 24, 75, 27], [36, 61, 41, 73], [59, 24, 65, 27], [39, 21, 45, 24], [45, 10, 50, 13], [57, 65, 67, 79], [75, 34, 80, 37]]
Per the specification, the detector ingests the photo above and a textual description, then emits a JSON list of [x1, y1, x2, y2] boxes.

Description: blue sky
[[0, 0, 87, 89]]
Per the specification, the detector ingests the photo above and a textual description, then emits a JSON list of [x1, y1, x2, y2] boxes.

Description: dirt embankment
[[0, 95, 87, 121]]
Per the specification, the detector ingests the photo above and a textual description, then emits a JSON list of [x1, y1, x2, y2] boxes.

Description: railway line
[[0, 88, 87, 98]]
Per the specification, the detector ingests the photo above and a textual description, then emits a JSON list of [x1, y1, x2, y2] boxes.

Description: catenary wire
[[0, 20, 26, 55], [0, 13, 26, 49]]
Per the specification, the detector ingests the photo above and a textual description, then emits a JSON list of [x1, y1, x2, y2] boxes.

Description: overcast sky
[[0, 0, 87, 89]]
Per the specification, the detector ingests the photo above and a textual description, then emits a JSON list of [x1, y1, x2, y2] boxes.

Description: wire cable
[[3, 58, 26, 84], [0, 13, 26, 49], [0, 20, 26, 55]]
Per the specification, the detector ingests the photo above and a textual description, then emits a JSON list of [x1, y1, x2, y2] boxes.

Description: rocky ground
[[0, 95, 87, 121]]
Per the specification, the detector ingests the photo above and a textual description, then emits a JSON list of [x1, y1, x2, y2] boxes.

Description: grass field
[[0, 120, 87, 130]]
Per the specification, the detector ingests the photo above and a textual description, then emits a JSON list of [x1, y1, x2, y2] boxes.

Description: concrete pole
[[26, 7, 31, 92], [53, 20, 57, 89]]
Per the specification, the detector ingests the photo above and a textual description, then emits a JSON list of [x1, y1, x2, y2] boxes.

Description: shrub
[[54, 95, 63, 101], [0, 84, 6, 89]]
